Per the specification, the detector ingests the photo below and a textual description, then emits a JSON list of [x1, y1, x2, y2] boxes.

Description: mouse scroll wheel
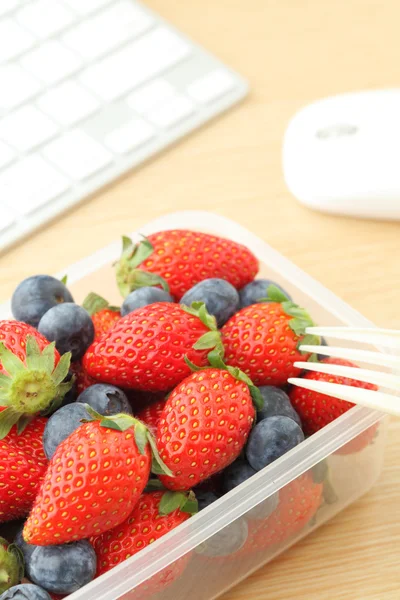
[[315, 124, 359, 140]]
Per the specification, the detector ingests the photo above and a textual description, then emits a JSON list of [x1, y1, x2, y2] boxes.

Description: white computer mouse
[[282, 89, 400, 220]]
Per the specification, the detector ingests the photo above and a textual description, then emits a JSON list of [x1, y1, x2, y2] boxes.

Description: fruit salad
[[0, 228, 379, 600]]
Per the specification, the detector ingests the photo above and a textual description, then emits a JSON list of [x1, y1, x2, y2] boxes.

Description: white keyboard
[[0, 0, 248, 252]]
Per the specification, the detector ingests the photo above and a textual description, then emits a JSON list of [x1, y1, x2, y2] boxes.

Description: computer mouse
[[282, 89, 400, 220]]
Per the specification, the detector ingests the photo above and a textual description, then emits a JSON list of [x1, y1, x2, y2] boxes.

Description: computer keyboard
[[0, 0, 248, 252]]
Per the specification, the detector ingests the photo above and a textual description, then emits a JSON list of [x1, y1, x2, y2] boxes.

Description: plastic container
[[0, 211, 387, 600]]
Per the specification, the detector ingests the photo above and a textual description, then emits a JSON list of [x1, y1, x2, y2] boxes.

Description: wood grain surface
[[1, 1, 399, 598]]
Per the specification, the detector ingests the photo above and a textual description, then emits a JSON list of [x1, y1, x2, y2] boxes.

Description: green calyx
[[0, 538, 23, 594], [115, 235, 170, 298], [0, 336, 72, 438], [83, 405, 174, 478], [82, 292, 120, 316], [159, 490, 198, 516], [184, 352, 264, 412], [182, 302, 225, 361], [262, 285, 321, 359]]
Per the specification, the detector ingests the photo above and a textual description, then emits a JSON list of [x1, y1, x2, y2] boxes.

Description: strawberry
[[0, 536, 23, 593], [70, 361, 96, 394], [115, 230, 259, 300], [82, 292, 121, 341], [92, 490, 195, 577], [0, 321, 72, 437], [157, 364, 259, 491], [289, 358, 377, 436], [23, 410, 171, 546], [83, 302, 223, 392], [137, 399, 166, 435], [335, 423, 379, 455], [222, 285, 318, 387], [5, 416, 48, 464], [0, 440, 45, 523]]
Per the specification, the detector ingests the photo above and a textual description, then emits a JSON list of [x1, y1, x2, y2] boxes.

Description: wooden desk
[[1, 0, 399, 597]]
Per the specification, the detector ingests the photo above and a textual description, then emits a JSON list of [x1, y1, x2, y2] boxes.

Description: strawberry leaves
[[182, 301, 225, 360], [82, 292, 120, 316], [159, 490, 198, 516]]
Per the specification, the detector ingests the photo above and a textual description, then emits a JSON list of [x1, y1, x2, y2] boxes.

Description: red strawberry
[[137, 399, 166, 435], [0, 321, 72, 437], [70, 361, 97, 394], [82, 292, 121, 341], [335, 423, 379, 455], [23, 412, 170, 545], [0, 536, 23, 593], [83, 302, 223, 392], [92, 491, 194, 577], [115, 230, 259, 300], [222, 285, 316, 387], [289, 358, 377, 436], [5, 416, 48, 464], [0, 440, 45, 523], [157, 367, 256, 491]]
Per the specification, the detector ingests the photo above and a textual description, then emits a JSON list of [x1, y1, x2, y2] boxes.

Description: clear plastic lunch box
[[0, 210, 387, 600]]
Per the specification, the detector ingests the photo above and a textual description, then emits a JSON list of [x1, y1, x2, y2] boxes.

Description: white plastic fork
[[288, 326, 400, 417]]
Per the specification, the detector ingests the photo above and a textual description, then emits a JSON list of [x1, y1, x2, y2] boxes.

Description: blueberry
[[77, 383, 132, 415], [194, 490, 219, 511], [38, 303, 94, 361], [311, 459, 329, 484], [11, 275, 74, 328], [27, 540, 96, 595], [220, 458, 256, 494], [180, 278, 239, 327], [196, 520, 248, 557], [246, 415, 305, 471], [14, 527, 36, 570], [0, 584, 52, 600], [317, 337, 329, 361], [239, 279, 291, 308], [121, 287, 174, 317], [43, 403, 90, 459], [60, 370, 78, 407], [247, 493, 279, 521], [257, 386, 301, 427]]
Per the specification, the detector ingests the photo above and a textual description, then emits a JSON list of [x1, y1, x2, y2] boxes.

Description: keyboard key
[[187, 69, 235, 104], [0, 106, 58, 152], [147, 94, 194, 128], [21, 41, 82, 85], [0, 65, 40, 113], [104, 118, 154, 154], [63, 0, 154, 61], [43, 130, 112, 180], [79, 27, 192, 102], [0, 18, 35, 63], [63, 0, 112, 15], [0, 141, 14, 169], [37, 81, 99, 126], [0, 156, 68, 216], [0, 205, 16, 233], [127, 79, 175, 115], [16, 0, 75, 38]]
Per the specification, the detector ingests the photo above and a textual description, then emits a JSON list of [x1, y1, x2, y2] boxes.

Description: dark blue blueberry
[[311, 459, 329, 484], [0, 584, 51, 600], [121, 287, 174, 317], [197, 520, 248, 557], [220, 458, 256, 494], [246, 415, 305, 471], [247, 492, 279, 521], [77, 383, 132, 415], [43, 403, 90, 459], [317, 337, 329, 361], [257, 386, 301, 427], [180, 278, 239, 327], [28, 541, 96, 595], [194, 490, 219, 511], [239, 279, 291, 308], [11, 275, 74, 328], [14, 527, 37, 572], [38, 303, 94, 361], [60, 370, 78, 407]]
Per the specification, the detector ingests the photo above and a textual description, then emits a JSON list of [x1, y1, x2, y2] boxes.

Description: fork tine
[[288, 378, 400, 417], [294, 361, 400, 391], [299, 345, 400, 369], [306, 326, 400, 349]]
